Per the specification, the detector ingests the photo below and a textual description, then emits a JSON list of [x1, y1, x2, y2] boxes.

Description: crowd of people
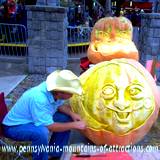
[[0, 0, 27, 26]]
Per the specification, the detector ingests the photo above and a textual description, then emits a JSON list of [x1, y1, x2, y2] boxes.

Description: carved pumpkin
[[70, 59, 160, 145], [87, 17, 139, 64]]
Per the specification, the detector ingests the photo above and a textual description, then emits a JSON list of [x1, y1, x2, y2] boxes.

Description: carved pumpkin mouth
[[115, 111, 130, 121], [97, 101, 132, 124], [92, 40, 138, 57]]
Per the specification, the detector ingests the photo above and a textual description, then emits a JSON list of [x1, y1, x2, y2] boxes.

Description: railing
[[0, 23, 28, 57], [67, 26, 92, 59]]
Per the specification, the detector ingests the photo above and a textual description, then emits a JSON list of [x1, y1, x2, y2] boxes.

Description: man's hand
[[70, 112, 82, 121], [73, 120, 86, 130], [58, 105, 83, 122], [47, 120, 86, 132]]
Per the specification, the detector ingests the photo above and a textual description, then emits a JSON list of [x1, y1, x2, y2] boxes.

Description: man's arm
[[47, 121, 86, 132], [58, 105, 82, 121], [58, 105, 72, 116]]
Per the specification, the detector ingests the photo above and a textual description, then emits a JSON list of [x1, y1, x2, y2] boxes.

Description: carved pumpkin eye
[[101, 84, 116, 99], [128, 84, 144, 100]]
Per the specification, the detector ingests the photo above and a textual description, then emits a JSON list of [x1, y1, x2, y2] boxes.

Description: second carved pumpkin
[[87, 17, 139, 64]]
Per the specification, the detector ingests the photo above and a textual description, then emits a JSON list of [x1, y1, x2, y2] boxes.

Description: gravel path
[[7, 74, 47, 105]]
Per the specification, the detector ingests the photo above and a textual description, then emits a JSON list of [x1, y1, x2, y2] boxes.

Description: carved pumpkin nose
[[114, 90, 129, 110], [114, 100, 129, 111]]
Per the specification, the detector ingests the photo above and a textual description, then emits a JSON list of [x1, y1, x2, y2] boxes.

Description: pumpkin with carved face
[[70, 59, 160, 145], [87, 17, 139, 64]]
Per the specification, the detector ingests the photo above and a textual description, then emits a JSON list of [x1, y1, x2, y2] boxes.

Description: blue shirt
[[3, 82, 64, 126]]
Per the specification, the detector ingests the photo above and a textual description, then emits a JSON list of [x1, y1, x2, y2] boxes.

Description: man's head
[[52, 91, 73, 100], [46, 70, 82, 99]]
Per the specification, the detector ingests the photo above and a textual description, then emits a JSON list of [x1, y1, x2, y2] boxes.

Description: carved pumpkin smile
[[114, 112, 130, 121], [91, 40, 138, 57]]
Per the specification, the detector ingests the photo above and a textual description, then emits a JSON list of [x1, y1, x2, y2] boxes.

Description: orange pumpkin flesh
[[87, 17, 139, 63]]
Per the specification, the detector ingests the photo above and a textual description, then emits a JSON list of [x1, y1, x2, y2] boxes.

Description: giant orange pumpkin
[[70, 59, 160, 145], [87, 17, 139, 64]]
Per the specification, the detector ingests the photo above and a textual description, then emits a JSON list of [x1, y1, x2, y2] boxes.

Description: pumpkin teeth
[[115, 112, 130, 119]]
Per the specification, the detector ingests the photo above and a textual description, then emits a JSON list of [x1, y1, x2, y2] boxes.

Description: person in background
[[2, 70, 86, 160], [151, 0, 160, 12]]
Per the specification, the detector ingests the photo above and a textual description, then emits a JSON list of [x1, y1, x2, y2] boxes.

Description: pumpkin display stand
[[70, 16, 160, 146]]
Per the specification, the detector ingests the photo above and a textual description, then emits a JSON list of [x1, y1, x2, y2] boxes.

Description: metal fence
[[0, 23, 28, 57], [67, 26, 92, 59]]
